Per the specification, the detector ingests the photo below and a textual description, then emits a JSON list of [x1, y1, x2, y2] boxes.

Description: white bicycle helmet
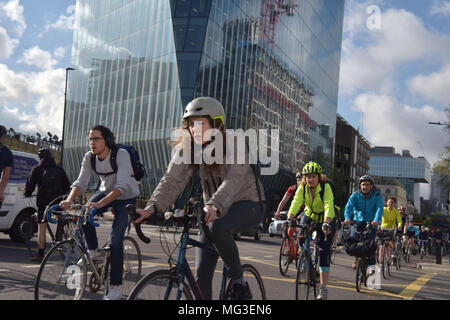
[[183, 97, 225, 126]]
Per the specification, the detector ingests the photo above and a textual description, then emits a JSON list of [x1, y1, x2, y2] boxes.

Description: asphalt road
[[1, 220, 450, 301]]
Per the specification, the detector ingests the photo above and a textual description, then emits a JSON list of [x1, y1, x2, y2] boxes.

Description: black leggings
[[195, 201, 262, 300]]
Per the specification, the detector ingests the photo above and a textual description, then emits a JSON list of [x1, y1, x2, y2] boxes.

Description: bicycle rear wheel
[[224, 264, 266, 300], [127, 269, 193, 300], [279, 237, 291, 276], [34, 239, 87, 300]]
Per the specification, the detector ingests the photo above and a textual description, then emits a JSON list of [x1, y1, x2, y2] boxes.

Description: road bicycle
[[279, 219, 301, 276], [34, 203, 143, 300], [419, 240, 429, 260], [377, 228, 395, 279], [127, 201, 266, 300], [392, 230, 403, 271], [404, 236, 412, 264], [343, 222, 377, 293], [295, 221, 321, 300]]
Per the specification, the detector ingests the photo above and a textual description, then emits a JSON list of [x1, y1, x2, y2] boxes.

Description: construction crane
[[260, 0, 298, 47], [417, 141, 426, 158]]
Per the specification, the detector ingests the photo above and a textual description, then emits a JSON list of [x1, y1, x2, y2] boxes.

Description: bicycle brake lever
[[126, 204, 151, 244]]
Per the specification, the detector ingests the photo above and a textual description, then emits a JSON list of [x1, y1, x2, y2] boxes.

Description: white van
[[0, 150, 39, 242]]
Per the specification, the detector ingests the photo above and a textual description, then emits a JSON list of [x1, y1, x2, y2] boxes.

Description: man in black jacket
[[24, 148, 70, 261]]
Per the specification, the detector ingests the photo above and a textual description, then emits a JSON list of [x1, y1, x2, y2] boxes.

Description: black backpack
[[40, 166, 68, 200], [90, 144, 145, 181]]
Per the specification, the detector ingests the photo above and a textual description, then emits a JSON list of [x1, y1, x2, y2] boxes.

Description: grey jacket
[[72, 149, 140, 200], [144, 139, 265, 217]]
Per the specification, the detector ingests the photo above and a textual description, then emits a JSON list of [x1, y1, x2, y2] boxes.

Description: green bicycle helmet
[[183, 97, 226, 126], [302, 161, 322, 175]]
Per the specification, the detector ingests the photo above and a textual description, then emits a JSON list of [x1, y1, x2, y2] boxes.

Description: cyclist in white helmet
[[134, 97, 265, 300]]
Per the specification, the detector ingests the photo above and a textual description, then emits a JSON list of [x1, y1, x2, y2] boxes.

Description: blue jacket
[[344, 189, 384, 223]]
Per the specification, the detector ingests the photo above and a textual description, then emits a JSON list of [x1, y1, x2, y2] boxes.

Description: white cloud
[[53, 47, 66, 59], [0, 63, 65, 135], [17, 46, 58, 70], [38, 4, 75, 37], [340, 6, 450, 96], [0, 25, 18, 60], [430, 0, 450, 16], [0, 0, 26, 36], [407, 65, 450, 105], [352, 94, 448, 166]]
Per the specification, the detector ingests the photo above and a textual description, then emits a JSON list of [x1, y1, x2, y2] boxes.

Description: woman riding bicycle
[[134, 97, 265, 300], [287, 161, 335, 300], [380, 196, 402, 265]]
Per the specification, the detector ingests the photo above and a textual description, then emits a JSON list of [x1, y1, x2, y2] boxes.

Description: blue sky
[[338, 0, 450, 197], [0, 0, 75, 137], [0, 0, 448, 196]]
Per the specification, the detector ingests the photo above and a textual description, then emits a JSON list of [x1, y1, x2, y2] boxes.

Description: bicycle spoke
[[35, 240, 87, 300]]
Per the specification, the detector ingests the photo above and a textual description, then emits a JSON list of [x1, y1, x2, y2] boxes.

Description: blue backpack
[[90, 144, 145, 181]]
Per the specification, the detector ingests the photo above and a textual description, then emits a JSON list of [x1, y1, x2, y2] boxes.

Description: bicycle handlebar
[[46, 204, 62, 224], [126, 204, 151, 244], [46, 204, 98, 227]]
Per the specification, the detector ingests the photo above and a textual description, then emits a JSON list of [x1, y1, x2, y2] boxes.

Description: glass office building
[[369, 147, 431, 210], [64, 0, 345, 199]]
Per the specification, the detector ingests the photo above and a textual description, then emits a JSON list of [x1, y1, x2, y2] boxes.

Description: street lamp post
[[60, 67, 75, 167]]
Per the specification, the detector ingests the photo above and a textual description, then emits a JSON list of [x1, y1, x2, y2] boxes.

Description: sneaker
[[30, 255, 44, 262], [317, 286, 328, 300], [229, 282, 252, 300], [103, 285, 124, 300]]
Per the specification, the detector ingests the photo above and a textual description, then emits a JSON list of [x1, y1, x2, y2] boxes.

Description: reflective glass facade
[[369, 151, 431, 207], [64, 0, 345, 198]]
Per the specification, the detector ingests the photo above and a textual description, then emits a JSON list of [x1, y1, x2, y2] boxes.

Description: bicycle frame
[[167, 217, 230, 301], [283, 221, 300, 260], [47, 205, 104, 283], [300, 226, 319, 277]]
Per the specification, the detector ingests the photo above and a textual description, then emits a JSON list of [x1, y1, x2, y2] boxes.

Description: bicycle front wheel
[[127, 269, 193, 300], [330, 245, 336, 264], [295, 250, 316, 300], [382, 244, 389, 279], [355, 258, 366, 293], [224, 264, 266, 300], [34, 239, 87, 300], [121, 236, 142, 296], [279, 237, 291, 276]]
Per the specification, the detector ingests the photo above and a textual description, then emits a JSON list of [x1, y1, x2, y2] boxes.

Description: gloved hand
[[322, 222, 332, 235]]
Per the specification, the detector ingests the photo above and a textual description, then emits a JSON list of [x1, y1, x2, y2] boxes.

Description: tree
[[432, 107, 450, 189]]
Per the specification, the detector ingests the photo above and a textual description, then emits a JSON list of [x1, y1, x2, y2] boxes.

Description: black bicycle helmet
[[37, 148, 52, 158], [359, 175, 374, 185], [296, 172, 301, 179]]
